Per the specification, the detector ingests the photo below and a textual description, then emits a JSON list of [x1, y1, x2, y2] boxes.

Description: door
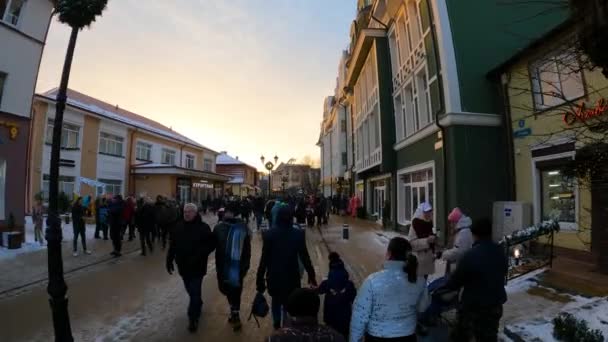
[[374, 186, 386, 221]]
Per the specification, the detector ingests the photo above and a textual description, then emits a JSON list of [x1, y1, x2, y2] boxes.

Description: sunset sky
[[36, 0, 355, 170]]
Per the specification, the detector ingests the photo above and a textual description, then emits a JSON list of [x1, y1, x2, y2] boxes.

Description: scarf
[[225, 223, 247, 287]]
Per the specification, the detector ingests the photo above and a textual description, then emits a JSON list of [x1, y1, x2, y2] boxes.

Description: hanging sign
[[0, 121, 19, 140], [563, 98, 608, 126]]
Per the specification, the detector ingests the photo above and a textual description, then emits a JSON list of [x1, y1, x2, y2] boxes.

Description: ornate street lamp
[[261, 154, 279, 197]]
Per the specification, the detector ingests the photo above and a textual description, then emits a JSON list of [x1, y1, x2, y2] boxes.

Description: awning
[[75, 177, 106, 195], [131, 164, 230, 182]]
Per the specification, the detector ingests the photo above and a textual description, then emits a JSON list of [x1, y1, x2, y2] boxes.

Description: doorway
[[374, 186, 386, 222]]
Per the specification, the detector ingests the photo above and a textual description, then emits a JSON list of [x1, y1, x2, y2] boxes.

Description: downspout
[[500, 72, 516, 199], [128, 128, 137, 196]]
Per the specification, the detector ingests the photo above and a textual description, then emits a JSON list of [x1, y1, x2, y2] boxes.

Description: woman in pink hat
[[437, 207, 473, 274]]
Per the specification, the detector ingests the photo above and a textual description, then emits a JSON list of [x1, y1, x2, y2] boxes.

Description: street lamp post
[[261, 154, 279, 197]]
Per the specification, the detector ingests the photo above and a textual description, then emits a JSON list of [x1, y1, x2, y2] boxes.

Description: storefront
[[130, 165, 229, 204], [366, 174, 392, 223]]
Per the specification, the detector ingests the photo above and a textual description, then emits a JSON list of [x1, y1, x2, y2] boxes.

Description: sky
[[36, 0, 355, 170]]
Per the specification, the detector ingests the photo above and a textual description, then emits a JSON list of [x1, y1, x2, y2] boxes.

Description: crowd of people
[[40, 191, 508, 341]]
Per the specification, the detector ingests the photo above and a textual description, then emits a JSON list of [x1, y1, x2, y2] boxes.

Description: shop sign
[[513, 128, 532, 138], [563, 98, 608, 126], [193, 182, 213, 189], [0, 121, 19, 140]]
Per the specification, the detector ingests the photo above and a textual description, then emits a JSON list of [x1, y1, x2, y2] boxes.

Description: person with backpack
[[213, 201, 252, 331], [317, 252, 356, 339], [350, 237, 429, 342]]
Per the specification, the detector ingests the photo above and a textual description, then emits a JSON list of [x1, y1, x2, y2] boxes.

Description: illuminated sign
[[0, 121, 19, 140], [563, 98, 608, 126]]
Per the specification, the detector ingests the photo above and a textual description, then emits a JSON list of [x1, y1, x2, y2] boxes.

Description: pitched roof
[[216, 152, 256, 169], [38, 88, 217, 153]]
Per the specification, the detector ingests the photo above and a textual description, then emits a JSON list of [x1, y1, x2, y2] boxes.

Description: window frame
[[1, 0, 26, 27], [42, 174, 76, 202], [397, 161, 435, 226], [161, 148, 176, 166], [97, 178, 122, 197], [98, 132, 124, 157], [185, 154, 195, 169], [135, 141, 152, 161], [203, 158, 213, 171], [530, 49, 586, 112]]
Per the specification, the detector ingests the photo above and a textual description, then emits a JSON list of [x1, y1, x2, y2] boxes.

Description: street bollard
[[342, 224, 349, 240]]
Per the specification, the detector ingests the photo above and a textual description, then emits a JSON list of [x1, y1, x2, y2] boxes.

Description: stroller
[[422, 276, 460, 328]]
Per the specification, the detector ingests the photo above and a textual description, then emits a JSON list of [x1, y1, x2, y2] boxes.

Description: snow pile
[[507, 299, 608, 341], [505, 268, 545, 294], [499, 220, 560, 245]]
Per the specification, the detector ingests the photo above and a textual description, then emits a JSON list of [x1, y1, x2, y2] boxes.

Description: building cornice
[[346, 28, 387, 89]]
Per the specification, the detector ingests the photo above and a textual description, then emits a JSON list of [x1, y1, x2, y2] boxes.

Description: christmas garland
[[500, 220, 560, 245]]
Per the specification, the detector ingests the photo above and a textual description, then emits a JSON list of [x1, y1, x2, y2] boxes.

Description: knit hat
[[448, 207, 463, 223], [328, 252, 344, 269]]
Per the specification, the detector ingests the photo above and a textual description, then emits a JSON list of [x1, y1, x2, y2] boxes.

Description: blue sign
[[518, 119, 526, 128], [513, 128, 532, 138], [504, 208, 512, 217]]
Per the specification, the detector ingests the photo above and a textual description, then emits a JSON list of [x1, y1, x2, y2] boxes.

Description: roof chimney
[[115, 105, 119, 110], [236, 156, 239, 160]]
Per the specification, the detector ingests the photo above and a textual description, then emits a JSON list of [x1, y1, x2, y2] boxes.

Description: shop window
[[99, 132, 124, 157], [161, 148, 176, 165], [0, 159, 5, 220], [98, 179, 122, 197], [398, 166, 434, 225], [540, 168, 576, 227], [136, 142, 152, 161], [42, 175, 75, 201], [531, 50, 585, 110]]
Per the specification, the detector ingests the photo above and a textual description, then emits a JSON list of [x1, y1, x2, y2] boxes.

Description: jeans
[[127, 221, 136, 240], [182, 276, 204, 321], [225, 285, 243, 313], [73, 221, 87, 252], [160, 225, 169, 249], [271, 296, 289, 328], [139, 228, 153, 254], [255, 212, 263, 229], [452, 305, 503, 342]]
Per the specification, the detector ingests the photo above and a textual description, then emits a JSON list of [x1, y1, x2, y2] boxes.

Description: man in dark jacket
[[135, 197, 155, 256], [155, 196, 178, 250], [253, 196, 265, 230], [257, 205, 317, 329], [166, 203, 216, 333], [268, 288, 345, 342], [108, 195, 125, 257], [213, 201, 251, 331], [446, 218, 509, 342]]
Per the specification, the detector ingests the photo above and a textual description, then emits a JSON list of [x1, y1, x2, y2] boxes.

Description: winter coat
[[122, 198, 135, 222], [166, 215, 216, 278], [318, 262, 356, 337], [407, 218, 436, 276], [155, 201, 178, 228], [350, 261, 429, 341], [268, 318, 346, 342], [71, 203, 86, 229], [135, 203, 156, 231], [265, 200, 276, 222], [98, 206, 108, 225], [253, 197, 265, 213], [108, 198, 125, 228], [213, 218, 251, 293], [256, 221, 316, 300], [446, 239, 508, 309], [442, 215, 473, 273]]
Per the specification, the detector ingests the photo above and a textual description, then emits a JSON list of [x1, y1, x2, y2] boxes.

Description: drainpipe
[[128, 128, 137, 196], [435, 112, 448, 240], [498, 73, 516, 200]]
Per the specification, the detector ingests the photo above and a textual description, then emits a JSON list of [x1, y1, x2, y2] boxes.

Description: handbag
[[249, 292, 270, 328]]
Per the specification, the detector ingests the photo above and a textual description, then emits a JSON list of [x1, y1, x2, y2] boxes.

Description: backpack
[[249, 292, 269, 328], [225, 222, 248, 287]]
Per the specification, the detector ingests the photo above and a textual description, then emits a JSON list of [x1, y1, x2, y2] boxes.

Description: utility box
[[1, 232, 23, 249], [492, 202, 533, 242]]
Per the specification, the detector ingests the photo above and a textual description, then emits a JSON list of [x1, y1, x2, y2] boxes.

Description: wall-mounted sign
[[513, 128, 532, 138], [563, 98, 608, 126], [0, 121, 19, 140]]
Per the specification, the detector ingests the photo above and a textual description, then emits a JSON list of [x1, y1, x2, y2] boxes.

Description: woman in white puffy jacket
[[350, 237, 429, 342]]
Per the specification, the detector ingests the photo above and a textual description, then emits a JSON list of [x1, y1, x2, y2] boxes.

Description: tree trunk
[[46, 26, 79, 342]]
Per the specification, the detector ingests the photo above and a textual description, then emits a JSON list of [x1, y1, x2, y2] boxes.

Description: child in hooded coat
[[317, 252, 357, 339]]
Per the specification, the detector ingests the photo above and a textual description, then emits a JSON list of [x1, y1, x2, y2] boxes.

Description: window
[[204, 158, 213, 171], [342, 152, 347, 166], [540, 168, 576, 226], [1, 0, 26, 26], [0, 72, 5, 106], [136, 142, 152, 161], [98, 179, 122, 196], [531, 51, 585, 110], [99, 132, 124, 157], [397, 166, 434, 225], [42, 175, 75, 202], [186, 154, 195, 169], [161, 148, 176, 165], [45, 119, 80, 149], [0, 159, 5, 220]]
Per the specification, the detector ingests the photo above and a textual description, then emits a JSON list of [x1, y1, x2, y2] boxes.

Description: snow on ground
[[505, 268, 545, 294]]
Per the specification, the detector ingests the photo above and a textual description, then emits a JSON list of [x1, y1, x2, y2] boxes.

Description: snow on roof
[[227, 176, 245, 184], [216, 152, 256, 169], [39, 88, 217, 153]]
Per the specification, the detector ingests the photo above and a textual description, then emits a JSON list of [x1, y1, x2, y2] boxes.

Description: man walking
[[257, 205, 317, 329], [135, 197, 155, 256], [166, 203, 216, 333], [446, 218, 509, 342], [108, 195, 125, 257], [213, 202, 251, 331]]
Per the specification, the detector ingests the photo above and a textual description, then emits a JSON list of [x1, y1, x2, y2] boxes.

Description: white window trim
[[185, 154, 196, 169], [135, 141, 153, 161], [531, 151, 577, 231], [1, 0, 26, 28], [530, 50, 585, 111], [161, 148, 177, 166], [397, 161, 436, 226], [98, 132, 124, 157]]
